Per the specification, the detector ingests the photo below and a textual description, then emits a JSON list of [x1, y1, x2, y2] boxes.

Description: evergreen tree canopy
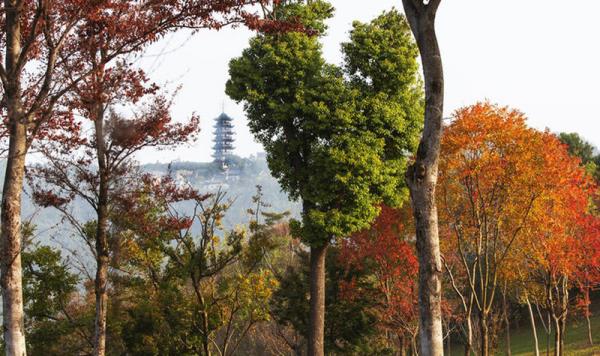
[[226, 2, 423, 245]]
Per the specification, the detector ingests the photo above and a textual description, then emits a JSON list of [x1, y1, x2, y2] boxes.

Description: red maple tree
[[339, 205, 419, 354]]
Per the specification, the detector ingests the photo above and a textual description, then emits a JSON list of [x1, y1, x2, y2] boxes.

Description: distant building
[[212, 112, 235, 171]]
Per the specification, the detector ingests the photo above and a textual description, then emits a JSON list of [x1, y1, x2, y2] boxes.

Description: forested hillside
[[142, 156, 301, 228], [16, 155, 299, 248]]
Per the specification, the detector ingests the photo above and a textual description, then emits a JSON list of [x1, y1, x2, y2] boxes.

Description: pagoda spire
[[212, 112, 235, 170]]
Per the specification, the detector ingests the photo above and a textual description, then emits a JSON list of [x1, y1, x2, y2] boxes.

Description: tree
[[574, 214, 600, 346], [558, 132, 599, 184], [339, 205, 419, 355], [438, 102, 596, 356], [29, 84, 199, 355], [14, 223, 82, 355], [558, 132, 597, 166], [0, 2, 101, 351], [522, 135, 594, 356], [399, 1, 445, 354], [114, 181, 286, 356], [439, 103, 546, 356], [556, 132, 600, 349], [227, 4, 423, 355], [271, 245, 382, 355]]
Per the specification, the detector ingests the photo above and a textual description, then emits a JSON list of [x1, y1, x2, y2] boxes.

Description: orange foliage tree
[[438, 102, 595, 356], [518, 134, 596, 356], [574, 213, 600, 346]]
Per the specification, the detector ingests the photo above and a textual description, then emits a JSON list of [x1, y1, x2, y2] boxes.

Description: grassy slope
[[501, 314, 600, 356], [451, 315, 600, 355]]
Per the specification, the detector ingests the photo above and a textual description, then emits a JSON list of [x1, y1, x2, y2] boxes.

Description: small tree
[[114, 180, 287, 356], [18, 223, 81, 354], [339, 205, 419, 355], [574, 214, 600, 346], [227, 4, 423, 354], [29, 84, 199, 355]]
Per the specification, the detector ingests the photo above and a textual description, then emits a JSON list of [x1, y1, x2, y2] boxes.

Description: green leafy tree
[[559, 132, 600, 183], [112, 180, 287, 356], [226, 3, 422, 355], [271, 247, 386, 355], [16, 223, 85, 355], [559, 132, 597, 165]]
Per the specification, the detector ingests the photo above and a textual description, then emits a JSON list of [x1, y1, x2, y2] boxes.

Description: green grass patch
[[502, 314, 600, 356], [450, 315, 600, 355]]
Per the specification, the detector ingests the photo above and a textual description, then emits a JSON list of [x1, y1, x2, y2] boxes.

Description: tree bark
[[548, 277, 568, 356], [559, 279, 568, 356], [308, 243, 328, 356], [465, 314, 473, 356], [526, 296, 540, 356], [480, 312, 489, 356], [1, 1, 28, 354], [559, 315, 566, 356], [401, 1, 444, 355], [502, 286, 511, 356], [586, 311, 593, 346], [93, 111, 110, 356], [546, 310, 551, 356], [553, 317, 561, 356], [1, 119, 28, 356]]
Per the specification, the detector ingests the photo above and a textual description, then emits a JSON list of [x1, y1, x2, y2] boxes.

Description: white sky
[[135, 0, 600, 163]]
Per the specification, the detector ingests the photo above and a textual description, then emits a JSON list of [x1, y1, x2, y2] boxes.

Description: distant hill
[[141, 155, 301, 230], [14, 155, 300, 249]]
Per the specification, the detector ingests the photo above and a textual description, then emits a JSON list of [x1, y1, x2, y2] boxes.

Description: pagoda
[[212, 112, 235, 170]]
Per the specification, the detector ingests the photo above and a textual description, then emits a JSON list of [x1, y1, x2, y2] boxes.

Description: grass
[[450, 315, 600, 355], [501, 314, 600, 356]]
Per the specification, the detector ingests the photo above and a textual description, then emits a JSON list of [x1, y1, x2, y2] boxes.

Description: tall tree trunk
[[93, 201, 109, 356], [553, 317, 561, 356], [480, 312, 489, 356], [502, 286, 511, 356], [586, 310, 593, 346], [585, 286, 593, 345], [1, 1, 28, 354], [526, 296, 540, 356], [308, 243, 327, 356], [546, 311, 551, 356], [560, 282, 568, 356], [1, 121, 28, 356], [93, 112, 110, 356], [401, 1, 444, 355], [552, 277, 568, 356], [559, 315, 566, 356], [465, 314, 473, 356]]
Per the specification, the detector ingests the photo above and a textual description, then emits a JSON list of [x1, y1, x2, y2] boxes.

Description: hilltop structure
[[212, 112, 235, 171]]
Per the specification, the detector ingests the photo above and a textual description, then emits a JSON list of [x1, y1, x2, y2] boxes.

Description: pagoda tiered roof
[[212, 112, 236, 170]]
